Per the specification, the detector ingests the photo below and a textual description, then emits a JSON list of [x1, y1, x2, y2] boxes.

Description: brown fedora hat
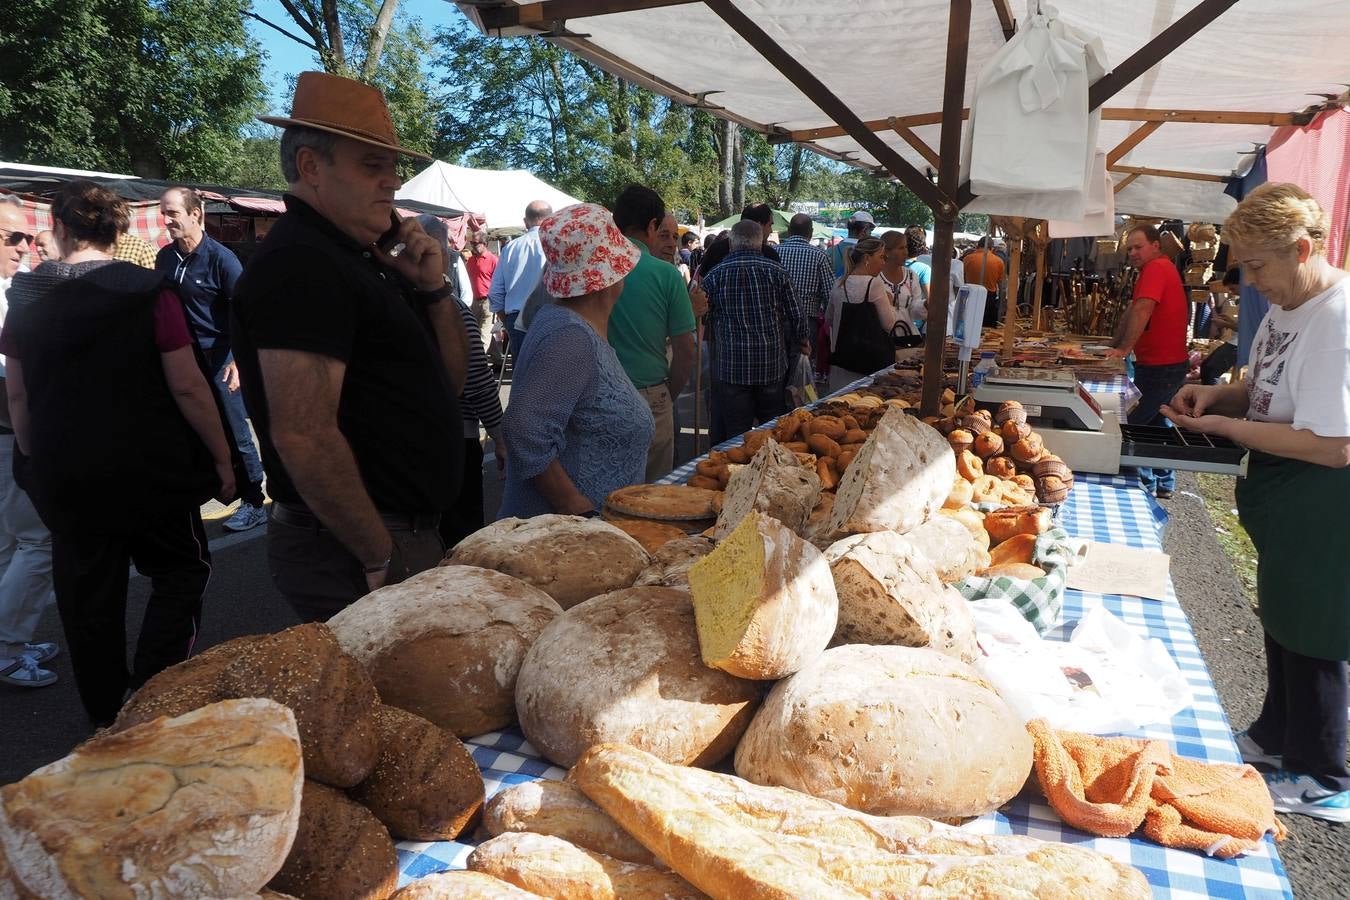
[[259, 71, 431, 160]]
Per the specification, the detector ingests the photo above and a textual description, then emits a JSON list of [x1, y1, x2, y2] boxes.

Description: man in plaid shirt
[[702, 220, 809, 443]]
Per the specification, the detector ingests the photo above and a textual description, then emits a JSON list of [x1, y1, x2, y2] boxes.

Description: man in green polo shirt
[[610, 184, 698, 481]]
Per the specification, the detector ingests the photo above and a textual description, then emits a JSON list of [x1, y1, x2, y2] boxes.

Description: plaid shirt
[[702, 249, 807, 386], [776, 236, 834, 319]]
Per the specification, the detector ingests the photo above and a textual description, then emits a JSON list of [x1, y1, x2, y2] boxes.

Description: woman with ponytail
[[824, 236, 897, 393]]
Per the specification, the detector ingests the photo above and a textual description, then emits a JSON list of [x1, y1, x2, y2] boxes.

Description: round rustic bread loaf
[[350, 705, 485, 841], [445, 515, 651, 609], [268, 780, 398, 900], [515, 586, 760, 768], [734, 644, 1032, 819], [391, 870, 545, 899], [633, 535, 717, 589], [328, 566, 562, 738]]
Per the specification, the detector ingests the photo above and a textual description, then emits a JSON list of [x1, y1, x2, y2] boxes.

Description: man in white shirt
[[0, 195, 56, 688], [488, 200, 552, 360]]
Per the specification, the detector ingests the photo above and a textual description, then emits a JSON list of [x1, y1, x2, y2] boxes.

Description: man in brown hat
[[232, 71, 469, 621]]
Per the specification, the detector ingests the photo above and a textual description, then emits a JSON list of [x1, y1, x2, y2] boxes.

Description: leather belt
[[271, 502, 439, 534]]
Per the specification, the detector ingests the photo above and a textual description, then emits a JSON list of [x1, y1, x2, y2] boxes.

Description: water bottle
[[970, 351, 998, 390]]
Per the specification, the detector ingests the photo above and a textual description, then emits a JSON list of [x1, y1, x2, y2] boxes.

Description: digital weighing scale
[[974, 366, 1247, 476]]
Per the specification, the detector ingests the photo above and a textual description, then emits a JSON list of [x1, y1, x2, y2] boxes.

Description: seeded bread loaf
[[467, 832, 704, 900], [268, 781, 398, 900], [483, 781, 655, 866], [328, 566, 562, 738], [826, 406, 955, 536], [713, 439, 820, 539], [571, 742, 1149, 900], [734, 644, 1033, 819], [514, 587, 760, 768], [687, 511, 837, 680], [350, 705, 484, 841], [445, 516, 650, 609], [0, 699, 303, 900]]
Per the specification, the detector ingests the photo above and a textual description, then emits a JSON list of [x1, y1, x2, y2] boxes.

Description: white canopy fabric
[[397, 161, 582, 230], [458, 0, 1350, 223]]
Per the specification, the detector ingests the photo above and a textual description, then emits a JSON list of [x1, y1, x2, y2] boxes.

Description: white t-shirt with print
[[1246, 277, 1350, 437]]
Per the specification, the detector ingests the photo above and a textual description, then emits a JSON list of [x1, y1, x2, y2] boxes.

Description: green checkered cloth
[[956, 526, 1076, 634]]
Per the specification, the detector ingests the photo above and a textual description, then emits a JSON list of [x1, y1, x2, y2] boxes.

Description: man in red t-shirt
[[1108, 224, 1189, 498], [463, 232, 498, 354]]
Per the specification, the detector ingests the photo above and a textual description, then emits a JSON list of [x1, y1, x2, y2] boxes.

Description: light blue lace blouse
[[498, 303, 655, 518]]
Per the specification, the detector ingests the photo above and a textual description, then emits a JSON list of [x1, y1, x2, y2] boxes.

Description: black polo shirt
[[231, 195, 462, 514]]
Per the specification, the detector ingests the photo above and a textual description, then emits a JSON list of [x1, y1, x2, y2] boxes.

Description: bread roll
[[1, 699, 303, 900], [824, 533, 977, 661], [483, 781, 655, 866], [328, 566, 562, 738], [514, 587, 759, 768], [943, 477, 973, 509], [983, 505, 1052, 545], [269, 781, 398, 900], [632, 535, 716, 590], [351, 705, 484, 841], [467, 833, 704, 900], [114, 623, 381, 789], [446, 516, 650, 609], [688, 511, 837, 680], [988, 532, 1037, 567], [734, 645, 1033, 818], [897, 515, 991, 582], [714, 439, 821, 539], [572, 743, 1150, 900], [827, 406, 955, 536], [391, 870, 545, 898], [978, 562, 1048, 579]]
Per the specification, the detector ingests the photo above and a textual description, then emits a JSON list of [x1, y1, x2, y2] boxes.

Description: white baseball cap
[[847, 211, 875, 225]]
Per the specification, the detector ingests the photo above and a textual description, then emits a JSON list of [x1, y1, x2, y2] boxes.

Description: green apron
[[1236, 450, 1350, 661]]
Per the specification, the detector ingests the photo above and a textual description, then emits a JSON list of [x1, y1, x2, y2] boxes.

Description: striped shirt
[[776, 236, 834, 319], [456, 297, 503, 439], [702, 250, 807, 386]]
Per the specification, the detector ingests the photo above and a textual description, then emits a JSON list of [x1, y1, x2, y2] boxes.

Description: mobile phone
[[378, 211, 405, 257]]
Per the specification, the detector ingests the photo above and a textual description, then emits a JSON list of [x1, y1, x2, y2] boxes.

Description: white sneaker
[[1235, 730, 1282, 768], [222, 503, 267, 532], [1, 654, 57, 688], [1263, 771, 1350, 823]]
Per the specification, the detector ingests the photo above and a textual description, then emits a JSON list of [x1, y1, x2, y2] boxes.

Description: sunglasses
[[1, 228, 34, 247]]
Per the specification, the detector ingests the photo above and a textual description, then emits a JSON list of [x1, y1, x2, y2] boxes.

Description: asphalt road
[[4, 438, 1343, 897]]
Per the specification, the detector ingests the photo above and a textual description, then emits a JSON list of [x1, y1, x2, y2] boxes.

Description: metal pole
[[692, 328, 703, 456]]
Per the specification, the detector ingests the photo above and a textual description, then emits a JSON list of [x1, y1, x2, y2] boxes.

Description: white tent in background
[[397, 161, 582, 231]]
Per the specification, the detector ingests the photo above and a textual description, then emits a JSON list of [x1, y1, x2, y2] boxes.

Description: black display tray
[[1118, 424, 1247, 466]]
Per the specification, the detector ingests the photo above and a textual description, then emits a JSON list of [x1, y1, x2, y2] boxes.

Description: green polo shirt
[[608, 238, 697, 388]]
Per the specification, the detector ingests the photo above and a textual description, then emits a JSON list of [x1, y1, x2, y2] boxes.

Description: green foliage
[[0, 0, 267, 180]]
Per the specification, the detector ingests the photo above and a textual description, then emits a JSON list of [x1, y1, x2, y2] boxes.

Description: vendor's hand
[[1104, 347, 1129, 359], [1164, 383, 1218, 419], [213, 461, 237, 505], [372, 216, 446, 292], [220, 360, 241, 393], [688, 283, 709, 317], [1159, 409, 1233, 438]]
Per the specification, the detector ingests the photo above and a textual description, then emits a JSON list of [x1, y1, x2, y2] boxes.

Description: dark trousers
[[711, 379, 786, 445], [440, 438, 485, 550], [52, 507, 210, 725], [1129, 361, 1189, 494], [1248, 630, 1350, 792], [267, 510, 445, 623], [505, 311, 527, 367], [1200, 342, 1238, 385]]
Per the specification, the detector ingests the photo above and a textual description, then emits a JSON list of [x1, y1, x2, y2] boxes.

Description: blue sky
[[245, 0, 462, 114]]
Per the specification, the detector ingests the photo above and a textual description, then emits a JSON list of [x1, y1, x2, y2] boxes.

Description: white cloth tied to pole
[[963, 1, 1111, 219], [1048, 151, 1115, 238]]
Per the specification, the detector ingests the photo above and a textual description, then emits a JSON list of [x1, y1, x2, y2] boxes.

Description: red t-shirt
[[465, 251, 498, 301], [1131, 256, 1188, 366]]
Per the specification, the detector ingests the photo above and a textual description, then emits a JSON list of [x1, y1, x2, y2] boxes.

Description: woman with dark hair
[[824, 236, 897, 393], [3, 179, 234, 727]]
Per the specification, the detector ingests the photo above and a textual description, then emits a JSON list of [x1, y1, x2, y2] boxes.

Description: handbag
[[831, 277, 896, 374]]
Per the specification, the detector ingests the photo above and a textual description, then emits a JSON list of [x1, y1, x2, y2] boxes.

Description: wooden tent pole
[[1002, 218, 1024, 355], [1032, 229, 1047, 331]]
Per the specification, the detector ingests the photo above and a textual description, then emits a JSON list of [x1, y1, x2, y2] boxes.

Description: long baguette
[[571, 743, 1150, 900], [467, 832, 704, 900], [483, 781, 656, 866]]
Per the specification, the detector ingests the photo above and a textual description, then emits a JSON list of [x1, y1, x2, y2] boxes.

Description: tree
[[270, 0, 399, 78], [0, 0, 267, 179]]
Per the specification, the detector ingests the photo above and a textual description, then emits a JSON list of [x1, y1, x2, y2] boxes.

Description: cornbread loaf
[[823, 533, 977, 661], [572, 743, 1150, 900], [734, 645, 1033, 818], [826, 406, 955, 536], [899, 515, 992, 582], [269, 781, 398, 900], [688, 511, 837, 680], [328, 566, 562, 738], [350, 705, 485, 841], [0, 699, 303, 900], [984, 505, 1052, 545], [467, 833, 704, 900], [632, 535, 716, 590], [483, 781, 656, 866], [113, 623, 381, 789], [391, 871, 545, 899], [514, 587, 759, 768], [445, 516, 650, 609], [713, 439, 820, 539]]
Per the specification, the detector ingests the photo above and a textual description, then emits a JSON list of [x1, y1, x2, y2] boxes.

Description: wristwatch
[[416, 273, 456, 304]]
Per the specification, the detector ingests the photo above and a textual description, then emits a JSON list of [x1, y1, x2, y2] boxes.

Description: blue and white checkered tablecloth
[[1082, 372, 1142, 416], [396, 371, 1291, 899]]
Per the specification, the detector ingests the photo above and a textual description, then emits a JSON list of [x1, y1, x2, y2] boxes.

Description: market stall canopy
[[454, 0, 1350, 224], [397, 160, 583, 230]]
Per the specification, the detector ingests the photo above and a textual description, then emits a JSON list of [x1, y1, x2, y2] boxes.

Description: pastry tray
[[1118, 424, 1248, 476]]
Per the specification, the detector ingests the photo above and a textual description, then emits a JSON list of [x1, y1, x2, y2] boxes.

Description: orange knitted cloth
[[1028, 719, 1286, 858]]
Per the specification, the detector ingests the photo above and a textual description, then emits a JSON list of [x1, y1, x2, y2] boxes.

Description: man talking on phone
[[232, 72, 468, 621]]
